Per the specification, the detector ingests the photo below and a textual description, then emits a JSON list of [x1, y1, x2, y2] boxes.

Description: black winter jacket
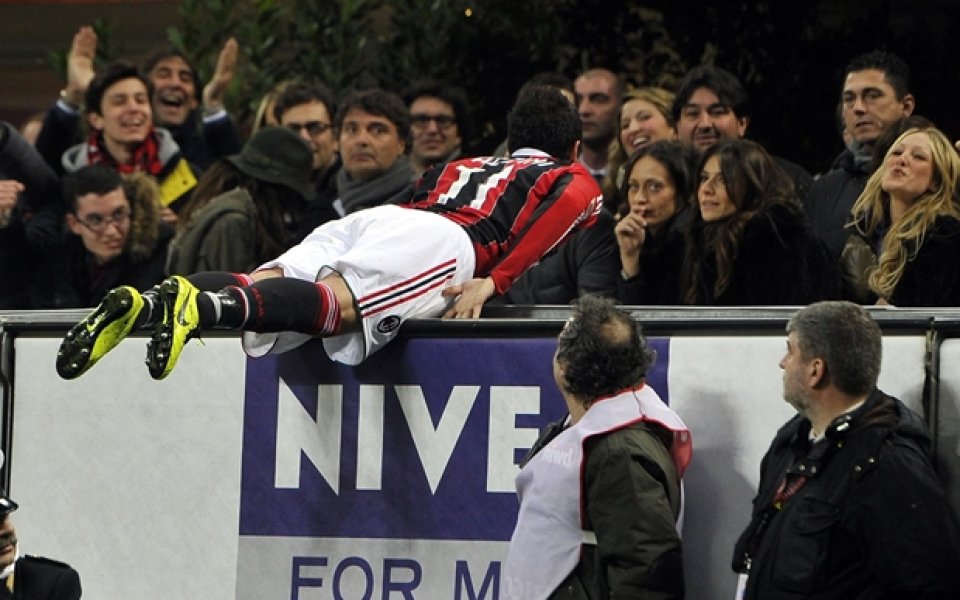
[[0, 122, 64, 308], [684, 202, 839, 305], [617, 210, 687, 306], [732, 390, 960, 599], [29, 175, 173, 309], [803, 149, 872, 261], [842, 215, 960, 306]]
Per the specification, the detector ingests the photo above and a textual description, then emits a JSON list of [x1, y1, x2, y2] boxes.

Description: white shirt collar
[[510, 148, 551, 159]]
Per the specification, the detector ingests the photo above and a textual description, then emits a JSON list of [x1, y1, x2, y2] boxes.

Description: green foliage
[[172, 0, 686, 150]]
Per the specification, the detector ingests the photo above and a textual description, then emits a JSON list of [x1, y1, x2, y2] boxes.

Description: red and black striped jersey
[[403, 153, 603, 294]]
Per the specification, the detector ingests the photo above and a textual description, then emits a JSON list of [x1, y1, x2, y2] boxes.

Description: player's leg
[[55, 271, 254, 380], [145, 272, 358, 380]]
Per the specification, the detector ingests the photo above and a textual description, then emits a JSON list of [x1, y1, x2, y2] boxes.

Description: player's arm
[[488, 176, 601, 294]]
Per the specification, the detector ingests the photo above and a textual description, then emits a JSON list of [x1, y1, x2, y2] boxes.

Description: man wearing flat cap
[[0, 491, 81, 599]]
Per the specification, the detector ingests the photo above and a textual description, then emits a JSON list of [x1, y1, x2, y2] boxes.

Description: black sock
[[133, 288, 161, 328], [204, 278, 338, 334], [188, 271, 250, 292]]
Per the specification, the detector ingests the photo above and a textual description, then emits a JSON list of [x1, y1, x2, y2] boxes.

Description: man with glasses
[[0, 454, 82, 599], [273, 80, 342, 239], [30, 164, 172, 308], [402, 80, 469, 176]]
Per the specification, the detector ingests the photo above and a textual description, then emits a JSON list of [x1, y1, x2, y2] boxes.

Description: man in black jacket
[[802, 51, 915, 260], [733, 301, 960, 599], [0, 477, 81, 599]]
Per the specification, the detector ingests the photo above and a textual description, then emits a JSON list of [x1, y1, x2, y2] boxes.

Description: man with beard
[[0, 467, 81, 599], [574, 68, 622, 183], [36, 26, 241, 175], [732, 301, 960, 599]]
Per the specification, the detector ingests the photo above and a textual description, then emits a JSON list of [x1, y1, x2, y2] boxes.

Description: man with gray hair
[[733, 301, 960, 599]]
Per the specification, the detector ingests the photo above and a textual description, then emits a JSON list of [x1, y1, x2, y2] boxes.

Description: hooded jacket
[[732, 389, 960, 599], [29, 174, 173, 309]]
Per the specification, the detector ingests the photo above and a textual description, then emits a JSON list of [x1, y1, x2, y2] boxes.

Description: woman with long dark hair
[[681, 139, 838, 305]]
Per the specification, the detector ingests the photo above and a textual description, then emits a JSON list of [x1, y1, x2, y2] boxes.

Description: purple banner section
[[240, 335, 669, 542]]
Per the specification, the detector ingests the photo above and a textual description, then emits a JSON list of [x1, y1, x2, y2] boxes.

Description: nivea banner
[[236, 336, 670, 599]]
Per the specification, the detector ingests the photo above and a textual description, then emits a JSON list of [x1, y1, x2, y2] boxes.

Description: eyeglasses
[[286, 121, 332, 136], [410, 114, 456, 130], [75, 207, 131, 233]]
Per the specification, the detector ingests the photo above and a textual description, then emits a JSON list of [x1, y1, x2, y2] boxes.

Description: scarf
[[336, 156, 414, 215], [86, 129, 165, 176]]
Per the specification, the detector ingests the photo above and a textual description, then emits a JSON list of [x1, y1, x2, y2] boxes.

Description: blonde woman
[[603, 87, 677, 214], [845, 126, 960, 306]]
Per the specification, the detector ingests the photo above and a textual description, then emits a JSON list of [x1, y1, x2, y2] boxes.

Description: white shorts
[[242, 205, 476, 365]]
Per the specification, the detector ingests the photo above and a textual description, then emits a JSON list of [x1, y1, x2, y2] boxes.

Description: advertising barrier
[[1, 308, 956, 599]]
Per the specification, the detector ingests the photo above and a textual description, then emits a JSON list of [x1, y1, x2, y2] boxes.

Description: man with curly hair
[[502, 295, 691, 599]]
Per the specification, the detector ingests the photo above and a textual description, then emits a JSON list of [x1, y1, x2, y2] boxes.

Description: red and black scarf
[[86, 129, 164, 176]]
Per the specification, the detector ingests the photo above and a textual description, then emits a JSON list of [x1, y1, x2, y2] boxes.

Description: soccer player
[[56, 85, 602, 380]]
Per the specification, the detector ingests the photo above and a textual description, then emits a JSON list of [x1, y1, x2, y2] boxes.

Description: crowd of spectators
[[3, 25, 959, 311]]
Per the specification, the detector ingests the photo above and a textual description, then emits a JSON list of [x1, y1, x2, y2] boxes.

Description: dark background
[[1, 0, 957, 175]]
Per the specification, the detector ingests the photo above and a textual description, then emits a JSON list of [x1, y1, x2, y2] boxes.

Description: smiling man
[[673, 65, 813, 201], [35, 28, 241, 178], [58, 62, 199, 223], [30, 165, 172, 308], [403, 80, 469, 176], [803, 51, 915, 260], [141, 42, 244, 170], [332, 89, 416, 217]]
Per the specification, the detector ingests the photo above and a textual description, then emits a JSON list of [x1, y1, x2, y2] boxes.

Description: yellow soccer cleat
[[146, 275, 201, 380], [56, 286, 143, 379]]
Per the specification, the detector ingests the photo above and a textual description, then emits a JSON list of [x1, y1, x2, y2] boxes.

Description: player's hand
[[614, 211, 647, 278], [442, 277, 496, 319], [203, 38, 239, 111]]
